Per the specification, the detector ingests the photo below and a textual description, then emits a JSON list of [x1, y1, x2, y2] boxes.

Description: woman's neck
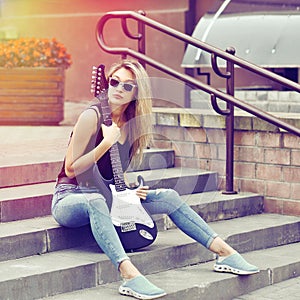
[[111, 112, 123, 126], [111, 105, 127, 127]]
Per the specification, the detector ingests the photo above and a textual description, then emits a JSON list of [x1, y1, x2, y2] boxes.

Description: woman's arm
[[65, 108, 120, 178]]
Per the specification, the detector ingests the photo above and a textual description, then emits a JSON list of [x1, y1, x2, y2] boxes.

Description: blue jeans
[[52, 184, 218, 269]]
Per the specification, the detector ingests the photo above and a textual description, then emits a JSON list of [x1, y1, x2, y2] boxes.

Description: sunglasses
[[109, 78, 136, 92]]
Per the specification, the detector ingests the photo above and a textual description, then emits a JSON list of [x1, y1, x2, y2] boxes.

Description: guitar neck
[[97, 93, 127, 192]]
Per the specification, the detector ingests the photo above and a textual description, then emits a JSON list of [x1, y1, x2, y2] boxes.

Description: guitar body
[[91, 64, 158, 251], [93, 166, 157, 251], [110, 175, 157, 251]]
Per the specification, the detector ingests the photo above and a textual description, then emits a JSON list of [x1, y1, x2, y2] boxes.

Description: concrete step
[[182, 191, 264, 223], [42, 243, 300, 300], [0, 182, 54, 222], [0, 214, 298, 300], [0, 168, 218, 222], [233, 275, 300, 299], [0, 191, 265, 262], [0, 148, 175, 188], [127, 167, 218, 195], [0, 126, 71, 188], [0, 161, 62, 188]]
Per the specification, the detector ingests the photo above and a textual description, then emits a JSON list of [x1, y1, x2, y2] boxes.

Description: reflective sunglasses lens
[[109, 78, 119, 88], [123, 83, 134, 92]]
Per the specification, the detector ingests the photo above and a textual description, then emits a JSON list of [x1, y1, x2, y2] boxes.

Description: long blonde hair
[[107, 59, 153, 166]]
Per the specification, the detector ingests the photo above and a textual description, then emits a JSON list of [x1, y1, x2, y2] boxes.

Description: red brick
[[185, 128, 207, 143], [234, 131, 256, 146], [264, 198, 283, 214], [235, 162, 256, 178], [194, 144, 218, 160], [284, 134, 300, 149], [256, 164, 282, 181], [283, 167, 300, 183], [237, 146, 264, 163], [152, 140, 172, 149], [177, 157, 198, 169], [210, 160, 226, 176], [217, 144, 227, 160], [154, 126, 184, 141], [205, 128, 226, 144], [266, 181, 291, 198], [264, 149, 290, 165], [198, 159, 211, 171], [291, 183, 300, 200], [174, 141, 194, 157], [291, 150, 300, 166], [283, 199, 300, 216], [217, 178, 226, 191], [257, 132, 281, 147], [239, 178, 265, 194]]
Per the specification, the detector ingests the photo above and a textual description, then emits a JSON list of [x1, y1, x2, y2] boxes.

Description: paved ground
[[0, 101, 87, 167]]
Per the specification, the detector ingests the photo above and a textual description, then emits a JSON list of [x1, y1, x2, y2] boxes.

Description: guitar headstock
[[91, 64, 108, 98]]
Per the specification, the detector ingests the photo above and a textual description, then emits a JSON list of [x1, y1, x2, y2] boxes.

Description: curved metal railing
[[96, 10, 300, 193]]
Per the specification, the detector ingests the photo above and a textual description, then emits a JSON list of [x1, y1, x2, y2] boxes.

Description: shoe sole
[[119, 286, 167, 300], [214, 263, 260, 275]]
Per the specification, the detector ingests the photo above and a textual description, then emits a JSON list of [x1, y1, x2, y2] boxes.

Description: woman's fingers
[[136, 186, 149, 200]]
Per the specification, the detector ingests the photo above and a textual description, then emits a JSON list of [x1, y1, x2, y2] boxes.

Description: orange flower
[[0, 37, 72, 68]]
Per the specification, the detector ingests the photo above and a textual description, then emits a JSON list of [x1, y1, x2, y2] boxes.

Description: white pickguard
[[109, 184, 155, 229]]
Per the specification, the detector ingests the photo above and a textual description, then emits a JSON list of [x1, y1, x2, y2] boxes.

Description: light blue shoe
[[214, 252, 259, 275], [119, 275, 167, 299]]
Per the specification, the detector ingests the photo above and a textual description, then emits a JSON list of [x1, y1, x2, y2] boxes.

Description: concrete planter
[[0, 67, 65, 125]]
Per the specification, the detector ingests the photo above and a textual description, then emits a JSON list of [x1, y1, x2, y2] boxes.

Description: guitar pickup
[[120, 221, 137, 232]]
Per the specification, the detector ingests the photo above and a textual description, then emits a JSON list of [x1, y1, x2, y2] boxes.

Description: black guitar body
[[114, 220, 158, 251]]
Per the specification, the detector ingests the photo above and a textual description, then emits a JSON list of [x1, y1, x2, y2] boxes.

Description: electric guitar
[[91, 64, 157, 251]]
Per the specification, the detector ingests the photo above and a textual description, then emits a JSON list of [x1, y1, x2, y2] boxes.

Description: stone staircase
[[1, 142, 300, 300]]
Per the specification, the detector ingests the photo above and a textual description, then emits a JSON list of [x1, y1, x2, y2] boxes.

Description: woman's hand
[[102, 122, 121, 146], [136, 185, 150, 200]]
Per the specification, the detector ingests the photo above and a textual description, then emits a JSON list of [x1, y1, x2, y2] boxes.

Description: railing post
[[137, 10, 146, 68], [223, 47, 237, 194]]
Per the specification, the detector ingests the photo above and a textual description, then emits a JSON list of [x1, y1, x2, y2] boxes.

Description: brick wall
[[152, 107, 300, 216]]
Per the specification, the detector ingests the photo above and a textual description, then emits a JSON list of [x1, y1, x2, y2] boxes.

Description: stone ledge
[[153, 107, 300, 132]]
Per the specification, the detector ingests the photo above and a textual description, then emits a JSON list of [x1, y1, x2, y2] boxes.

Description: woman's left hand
[[136, 185, 150, 200]]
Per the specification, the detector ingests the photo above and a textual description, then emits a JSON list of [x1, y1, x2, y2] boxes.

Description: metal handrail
[[96, 10, 300, 193]]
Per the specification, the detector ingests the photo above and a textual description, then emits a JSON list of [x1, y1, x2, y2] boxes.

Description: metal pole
[[223, 47, 237, 194], [137, 10, 146, 68]]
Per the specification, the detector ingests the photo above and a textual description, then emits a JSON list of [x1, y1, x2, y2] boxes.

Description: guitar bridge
[[120, 221, 137, 232]]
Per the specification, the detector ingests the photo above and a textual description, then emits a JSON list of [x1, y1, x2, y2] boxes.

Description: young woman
[[52, 59, 259, 300]]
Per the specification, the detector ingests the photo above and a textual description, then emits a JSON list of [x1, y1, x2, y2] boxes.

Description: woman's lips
[[112, 93, 123, 99]]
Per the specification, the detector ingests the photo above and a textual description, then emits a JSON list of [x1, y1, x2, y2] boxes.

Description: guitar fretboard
[[98, 92, 127, 192]]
